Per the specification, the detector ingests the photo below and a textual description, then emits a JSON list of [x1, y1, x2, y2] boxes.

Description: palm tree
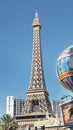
[[1, 114, 18, 130], [1, 114, 11, 130], [10, 120, 18, 130], [0, 125, 3, 130]]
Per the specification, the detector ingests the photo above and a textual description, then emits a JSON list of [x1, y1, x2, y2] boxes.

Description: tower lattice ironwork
[[22, 12, 53, 116]]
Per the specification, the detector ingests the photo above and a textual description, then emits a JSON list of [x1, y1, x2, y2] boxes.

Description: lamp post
[[61, 95, 73, 101]]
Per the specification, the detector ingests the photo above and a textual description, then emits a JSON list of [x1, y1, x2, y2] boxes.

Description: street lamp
[[61, 95, 73, 101]]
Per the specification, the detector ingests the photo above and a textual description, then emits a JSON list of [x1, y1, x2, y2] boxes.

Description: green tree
[[10, 120, 18, 130], [1, 114, 18, 130], [0, 125, 3, 130], [1, 114, 11, 130]]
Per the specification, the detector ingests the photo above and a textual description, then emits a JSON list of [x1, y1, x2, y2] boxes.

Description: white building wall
[[51, 100, 62, 118], [6, 96, 24, 117], [6, 96, 14, 117]]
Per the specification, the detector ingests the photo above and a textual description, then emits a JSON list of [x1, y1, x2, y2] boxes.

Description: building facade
[[6, 96, 62, 118], [51, 100, 62, 118], [6, 96, 24, 117]]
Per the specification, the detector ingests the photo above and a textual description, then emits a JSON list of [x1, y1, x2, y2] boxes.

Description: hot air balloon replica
[[56, 45, 73, 92]]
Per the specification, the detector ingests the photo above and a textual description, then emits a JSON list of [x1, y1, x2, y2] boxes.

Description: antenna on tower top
[[35, 9, 38, 17]]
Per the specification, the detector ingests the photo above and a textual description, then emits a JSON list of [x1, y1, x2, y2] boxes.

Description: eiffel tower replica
[[22, 11, 53, 116], [15, 12, 57, 129]]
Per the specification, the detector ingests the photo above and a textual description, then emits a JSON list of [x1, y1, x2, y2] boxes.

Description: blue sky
[[0, 0, 73, 117]]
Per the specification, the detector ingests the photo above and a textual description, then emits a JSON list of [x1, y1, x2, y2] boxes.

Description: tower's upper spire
[[32, 11, 41, 28]]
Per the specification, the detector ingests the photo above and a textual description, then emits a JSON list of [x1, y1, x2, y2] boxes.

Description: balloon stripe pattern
[[56, 45, 73, 92]]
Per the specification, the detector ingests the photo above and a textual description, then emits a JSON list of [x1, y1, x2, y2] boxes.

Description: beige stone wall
[[16, 117, 67, 130], [45, 128, 70, 130]]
